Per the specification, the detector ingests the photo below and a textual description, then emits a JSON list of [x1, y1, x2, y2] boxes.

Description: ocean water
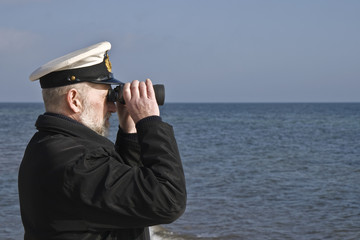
[[0, 103, 359, 240]]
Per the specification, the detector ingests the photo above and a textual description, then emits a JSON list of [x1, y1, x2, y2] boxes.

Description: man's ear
[[66, 88, 82, 113]]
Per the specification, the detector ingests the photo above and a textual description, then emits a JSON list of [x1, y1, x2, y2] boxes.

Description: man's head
[[42, 82, 116, 137], [30, 41, 121, 136]]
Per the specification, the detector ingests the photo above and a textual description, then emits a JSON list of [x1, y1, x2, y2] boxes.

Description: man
[[18, 41, 187, 240]]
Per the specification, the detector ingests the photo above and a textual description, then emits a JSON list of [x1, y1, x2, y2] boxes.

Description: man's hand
[[116, 103, 137, 133], [121, 78, 160, 125]]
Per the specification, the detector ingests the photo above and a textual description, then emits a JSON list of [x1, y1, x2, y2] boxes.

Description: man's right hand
[[122, 79, 160, 124]]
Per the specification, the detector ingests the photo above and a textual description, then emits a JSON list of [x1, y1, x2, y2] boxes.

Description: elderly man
[[18, 41, 186, 240]]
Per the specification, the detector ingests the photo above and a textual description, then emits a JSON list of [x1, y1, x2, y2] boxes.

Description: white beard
[[79, 100, 111, 137]]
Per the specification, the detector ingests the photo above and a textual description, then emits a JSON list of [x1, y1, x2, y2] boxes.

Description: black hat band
[[40, 61, 112, 89]]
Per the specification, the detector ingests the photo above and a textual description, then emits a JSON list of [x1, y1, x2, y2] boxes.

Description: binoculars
[[107, 83, 165, 105]]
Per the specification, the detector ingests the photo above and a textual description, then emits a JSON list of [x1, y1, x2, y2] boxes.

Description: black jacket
[[18, 113, 186, 240]]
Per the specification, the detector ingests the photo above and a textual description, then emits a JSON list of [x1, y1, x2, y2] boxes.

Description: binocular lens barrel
[[107, 84, 165, 105]]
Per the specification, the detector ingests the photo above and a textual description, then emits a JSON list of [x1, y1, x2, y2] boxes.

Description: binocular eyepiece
[[107, 83, 165, 105]]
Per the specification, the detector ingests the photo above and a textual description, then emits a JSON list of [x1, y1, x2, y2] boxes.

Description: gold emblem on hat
[[104, 53, 112, 73]]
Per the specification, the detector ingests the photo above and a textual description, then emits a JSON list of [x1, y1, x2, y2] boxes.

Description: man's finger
[[139, 81, 147, 98], [130, 80, 140, 100], [145, 78, 155, 100], [122, 82, 131, 103]]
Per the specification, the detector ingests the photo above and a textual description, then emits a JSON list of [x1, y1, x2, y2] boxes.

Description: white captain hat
[[29, 41, 122, 88]]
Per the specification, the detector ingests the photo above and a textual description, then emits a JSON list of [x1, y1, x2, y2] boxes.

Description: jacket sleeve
[[63, 119, 187, 229], [114, 117, 162, 167], [115, 126, 143, 167]]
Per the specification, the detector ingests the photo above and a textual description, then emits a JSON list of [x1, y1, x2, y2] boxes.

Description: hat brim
[[91, 77, 123, 85]]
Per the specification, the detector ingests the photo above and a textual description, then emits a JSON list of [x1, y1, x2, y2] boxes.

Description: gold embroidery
[[104, 52, 112, 72]]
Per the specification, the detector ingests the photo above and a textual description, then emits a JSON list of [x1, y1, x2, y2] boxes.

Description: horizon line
[[1, 101, 359, 104]]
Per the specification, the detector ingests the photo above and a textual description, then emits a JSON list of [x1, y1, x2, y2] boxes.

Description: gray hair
[[42, 83, 89, 113]]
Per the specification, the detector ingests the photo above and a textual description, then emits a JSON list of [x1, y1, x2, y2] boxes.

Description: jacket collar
[[35, 113, 114, 146]]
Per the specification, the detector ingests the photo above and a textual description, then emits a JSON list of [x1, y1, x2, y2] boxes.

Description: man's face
[[79, 83, 116, 137]]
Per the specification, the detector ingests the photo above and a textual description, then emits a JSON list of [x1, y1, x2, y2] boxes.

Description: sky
[[0, 0, 359, 103]]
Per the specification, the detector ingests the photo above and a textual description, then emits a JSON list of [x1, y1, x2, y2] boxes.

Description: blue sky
[[1, 0, 359, 102]]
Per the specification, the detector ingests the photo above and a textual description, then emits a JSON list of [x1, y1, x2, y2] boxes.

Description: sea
[[0, 102, 359, 240]]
